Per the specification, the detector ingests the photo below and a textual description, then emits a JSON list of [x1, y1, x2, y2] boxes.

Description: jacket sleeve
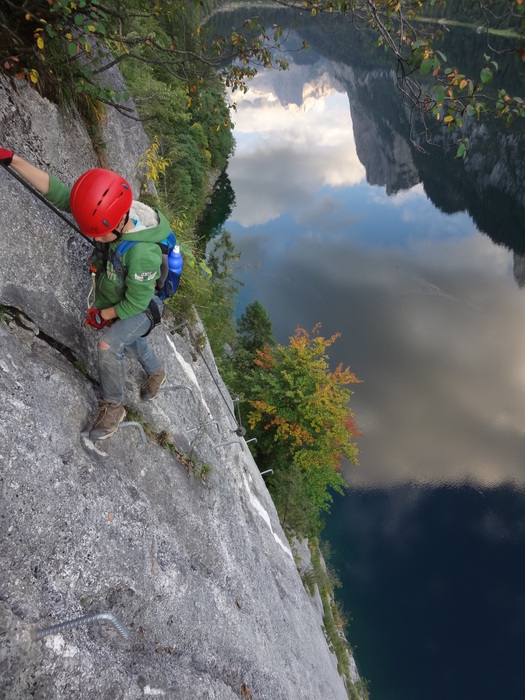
[[44, 174, 72, 212], [113, 243, 162, 319]]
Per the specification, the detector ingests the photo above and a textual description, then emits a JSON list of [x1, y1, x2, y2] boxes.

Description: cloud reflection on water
[[229, 71, 365, 226], [226, 68, 525, 490]]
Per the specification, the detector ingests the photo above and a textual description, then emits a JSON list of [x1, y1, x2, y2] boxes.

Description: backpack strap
[[112, 234, 175, 291], [112, 239, 139, 286]]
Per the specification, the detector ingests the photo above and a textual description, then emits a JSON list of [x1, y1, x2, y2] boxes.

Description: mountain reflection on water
[[211, 10, 525, 700]]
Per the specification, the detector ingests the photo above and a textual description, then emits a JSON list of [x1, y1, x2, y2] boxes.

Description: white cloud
[[228, 70, 365, 226]]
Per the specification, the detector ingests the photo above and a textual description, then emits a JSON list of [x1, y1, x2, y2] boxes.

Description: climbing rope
[[174, 315, 247, 436]]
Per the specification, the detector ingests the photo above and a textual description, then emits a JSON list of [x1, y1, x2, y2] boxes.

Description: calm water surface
[[220, 37, 525, 700]]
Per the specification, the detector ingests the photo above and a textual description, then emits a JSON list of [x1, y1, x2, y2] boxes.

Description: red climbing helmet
[[69, 168, 133, 238]]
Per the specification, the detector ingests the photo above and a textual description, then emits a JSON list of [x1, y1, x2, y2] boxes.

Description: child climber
[[0, 148, 174, 441]]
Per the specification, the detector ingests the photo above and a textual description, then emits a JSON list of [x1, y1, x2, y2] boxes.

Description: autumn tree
[[247, 325, 362, 537], [0, 0, 288, 112]]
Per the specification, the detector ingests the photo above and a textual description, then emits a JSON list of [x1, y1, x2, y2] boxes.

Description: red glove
[[84, 308, 110, 330], [0, 148, 13, 167]]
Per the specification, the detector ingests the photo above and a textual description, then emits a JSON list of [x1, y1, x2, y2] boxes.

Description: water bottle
[[168, 245, 183, 276]]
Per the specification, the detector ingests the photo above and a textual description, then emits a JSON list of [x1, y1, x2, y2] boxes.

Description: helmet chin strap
[[112, 211, 130, 241]]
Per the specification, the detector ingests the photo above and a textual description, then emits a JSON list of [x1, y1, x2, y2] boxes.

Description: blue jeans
[[97, 297, 163, 404]]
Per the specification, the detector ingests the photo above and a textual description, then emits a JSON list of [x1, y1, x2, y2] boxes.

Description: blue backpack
[[112, 230, 182, 300]]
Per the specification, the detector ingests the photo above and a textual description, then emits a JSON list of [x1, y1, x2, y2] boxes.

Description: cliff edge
[[0, 76, 351, 699]]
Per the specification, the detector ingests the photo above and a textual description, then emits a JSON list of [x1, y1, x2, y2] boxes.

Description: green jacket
[[46, 174, 172, 319]]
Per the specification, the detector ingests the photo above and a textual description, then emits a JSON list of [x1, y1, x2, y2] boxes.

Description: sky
[[224, 60, 525, 490]]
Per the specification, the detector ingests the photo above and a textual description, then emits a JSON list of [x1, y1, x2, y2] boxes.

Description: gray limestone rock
[[0, 71, 354, 699]]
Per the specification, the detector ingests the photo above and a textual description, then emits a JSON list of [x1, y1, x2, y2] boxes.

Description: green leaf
[[420, 58, 433, 76], [480, 67, 493, 84], [68, 42, 77, 56], [74, 13, 85, 26], [456, 143, 466, 159], [434, 86, 445, 105]]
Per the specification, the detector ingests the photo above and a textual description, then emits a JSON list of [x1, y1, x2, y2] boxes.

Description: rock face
[[333, 63, 420, 195], [0, 76, 350, 699]]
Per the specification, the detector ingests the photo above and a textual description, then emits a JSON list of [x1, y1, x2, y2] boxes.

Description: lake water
[[214, 16, 525, 700]]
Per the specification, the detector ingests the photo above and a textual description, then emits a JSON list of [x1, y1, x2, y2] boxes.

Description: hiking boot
[[140, 367, 167, 401], [89, 400, 126, 441]]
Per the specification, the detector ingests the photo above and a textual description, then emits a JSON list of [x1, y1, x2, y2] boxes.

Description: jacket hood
[[118, 201, 171, 244]]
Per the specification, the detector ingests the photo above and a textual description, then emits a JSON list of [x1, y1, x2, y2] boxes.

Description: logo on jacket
[[134, 271, 157, 282]]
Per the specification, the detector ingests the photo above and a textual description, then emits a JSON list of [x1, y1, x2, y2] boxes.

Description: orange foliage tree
[[247, 324, 362, 536]]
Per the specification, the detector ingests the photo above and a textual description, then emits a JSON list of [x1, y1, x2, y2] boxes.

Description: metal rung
[[35, 612, 129, 640], [120, 421, 147, 443]]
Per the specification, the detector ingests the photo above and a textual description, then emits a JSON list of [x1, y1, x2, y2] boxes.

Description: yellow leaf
[[30, 73, 38, 84], [216, 124, 221, 131], [108, 513, 114, 522], [37, 37, 44, 49], [459, 79, 467, 89], [444, 115, 454, 123], [25, 13, 31, 20]]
